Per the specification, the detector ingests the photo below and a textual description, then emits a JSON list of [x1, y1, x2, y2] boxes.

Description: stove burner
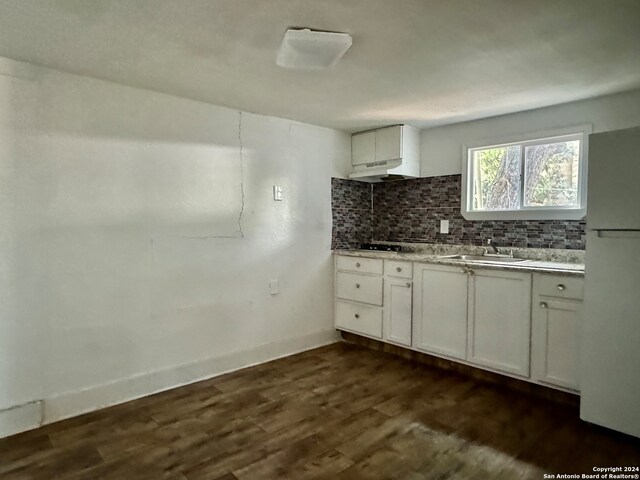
[[359, 243, 403, 252]]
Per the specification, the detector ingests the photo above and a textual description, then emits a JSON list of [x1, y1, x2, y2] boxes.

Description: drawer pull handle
[[355, 262, 361, 268], [355, 284, 360, 289], [406, 282, 411, 288], [540, 302, 548, 309], [396, 267, 402, 272], [354, 313, 360, 319], [557, 284, 566, 291]]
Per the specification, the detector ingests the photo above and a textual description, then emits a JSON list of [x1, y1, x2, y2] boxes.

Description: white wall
[[420, 89, 640, 177], [0, 57, 350, 437]]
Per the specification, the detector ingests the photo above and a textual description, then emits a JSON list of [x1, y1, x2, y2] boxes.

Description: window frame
[[461, 125, 591, 221]]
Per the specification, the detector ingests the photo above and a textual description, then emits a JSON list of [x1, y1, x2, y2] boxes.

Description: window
[[462, 128, 589, 220]]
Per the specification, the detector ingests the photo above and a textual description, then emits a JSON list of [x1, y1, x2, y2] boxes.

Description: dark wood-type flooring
[[1, 342, 639, 479]]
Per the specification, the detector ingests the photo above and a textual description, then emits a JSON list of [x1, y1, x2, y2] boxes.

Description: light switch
[[273, 185, 283, 201], [440, 219, 449, 234], [269, 279, 280, 295]]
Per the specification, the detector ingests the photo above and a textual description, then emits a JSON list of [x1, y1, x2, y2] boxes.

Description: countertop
[[333, 248, 585, 276]]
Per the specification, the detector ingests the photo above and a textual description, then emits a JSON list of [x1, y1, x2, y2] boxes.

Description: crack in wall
[[237, 111, 245, 238], [159, 110, 246, 241]]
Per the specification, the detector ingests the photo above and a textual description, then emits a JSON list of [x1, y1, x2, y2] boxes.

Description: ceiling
[[1, 0, 639, 132]]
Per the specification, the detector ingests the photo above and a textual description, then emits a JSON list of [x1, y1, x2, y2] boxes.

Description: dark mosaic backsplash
[[331, 178, 372, 249], [332, 175, 586, 250]]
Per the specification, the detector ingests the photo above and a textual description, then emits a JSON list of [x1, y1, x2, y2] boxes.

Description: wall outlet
[[440, 219, 449, 234], [269, 279, 279, 295], [273, 185, 283, 201]]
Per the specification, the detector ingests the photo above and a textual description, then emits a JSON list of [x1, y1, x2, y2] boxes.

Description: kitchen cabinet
[[374, 125, 402, 162], [531, 274, 583, 391], [335, 300, 383, 339], [413, 264, 468, 360], [334, 257, 384, 339], [334, 254, 584, 394], [383, 276, 412, 347], [351, 131, 376, 166], [335, 271, 383, 306], [336, 255, 383, 275], [351, 126, 401, 166], [468, 269, 532, 377], [350, 125, 420, 180]]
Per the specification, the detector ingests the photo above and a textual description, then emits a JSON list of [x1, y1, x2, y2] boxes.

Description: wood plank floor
[[1, 342, 639, 479]]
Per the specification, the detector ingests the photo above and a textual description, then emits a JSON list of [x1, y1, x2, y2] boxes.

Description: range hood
[[348, 125, 420, 182], [349, 159, 413, 183]]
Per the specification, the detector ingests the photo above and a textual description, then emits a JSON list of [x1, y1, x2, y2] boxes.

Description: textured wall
[[332, 175, 586, 250], [331, 178, 372, 249], [0, 58, 350, 435]]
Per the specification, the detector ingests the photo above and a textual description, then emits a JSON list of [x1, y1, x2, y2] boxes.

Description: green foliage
[[473, 140, 579, 210]]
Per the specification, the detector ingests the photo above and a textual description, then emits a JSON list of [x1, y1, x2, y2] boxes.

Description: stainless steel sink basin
[[440, 254, 530, 264]]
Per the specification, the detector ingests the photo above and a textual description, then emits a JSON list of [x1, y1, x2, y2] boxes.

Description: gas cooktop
[[359, 243, 403, 252]]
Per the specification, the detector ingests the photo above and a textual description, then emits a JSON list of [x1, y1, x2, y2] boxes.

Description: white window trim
[[461, 125, 592, 221]]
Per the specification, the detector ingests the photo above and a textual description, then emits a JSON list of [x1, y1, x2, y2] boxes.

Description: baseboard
[[1, 329, 339, 439], [0, 401, 43, 439]]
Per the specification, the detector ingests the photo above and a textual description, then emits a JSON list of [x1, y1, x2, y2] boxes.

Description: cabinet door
[[532, 298, 581, 390], [468, 270, 532, 376], [352, 131, 375, 166], [413, 264, 468, 360], [375, 125, 402, 162], [383, 278, 412, 346]]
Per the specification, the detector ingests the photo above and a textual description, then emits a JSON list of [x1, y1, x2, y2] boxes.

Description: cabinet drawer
[[534, 274, 584, 300], [335, 301, 382, 339], [336, 256, 383, 275], [336, 272, 383, 305], [384, 260, 412, 279]]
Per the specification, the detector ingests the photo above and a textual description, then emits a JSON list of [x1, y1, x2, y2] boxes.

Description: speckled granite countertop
[[333, 243, 585, 276]]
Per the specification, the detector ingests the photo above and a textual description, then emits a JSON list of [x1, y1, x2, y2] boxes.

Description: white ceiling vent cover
[[276, 28, 352, 69]]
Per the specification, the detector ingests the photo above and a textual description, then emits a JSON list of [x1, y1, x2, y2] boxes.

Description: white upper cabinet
[[351, 131, 376, 166], [350, 125, 420, 181], [374, 126, 402, 162]]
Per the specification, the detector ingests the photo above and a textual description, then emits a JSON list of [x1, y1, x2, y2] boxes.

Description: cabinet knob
[[355, 284, 360, 289], [354, 313, 360, 319], [540, 302, 548, 309], [557, 284, 566, 291], [467, 270, 475, 276], [355, 262, 361, 268], [405, 282, 411, 288], [396, 267, 402, 272]]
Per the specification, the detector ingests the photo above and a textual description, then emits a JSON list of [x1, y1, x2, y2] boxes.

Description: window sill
[[461, 208, 586, 221]]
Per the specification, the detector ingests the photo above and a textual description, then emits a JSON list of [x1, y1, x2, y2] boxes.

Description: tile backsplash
[[331, 178, 372, 249], [332, 175, 586, 250]]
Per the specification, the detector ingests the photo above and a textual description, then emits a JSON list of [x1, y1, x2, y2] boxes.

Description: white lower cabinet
[[383, 277, 412, 346], [335, 300, 383, 339], [413, 264, 468, 360], [467, 269, 532, 377], [531, 274, 583, 391], [334, 255, 584, 393], [335, 272, 383, 306]]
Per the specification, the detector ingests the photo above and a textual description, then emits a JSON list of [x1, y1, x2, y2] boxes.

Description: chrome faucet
[[487, 239, 500, 254]]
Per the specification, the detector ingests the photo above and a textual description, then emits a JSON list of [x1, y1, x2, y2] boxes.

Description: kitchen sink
[[440, 254, 530, 264]]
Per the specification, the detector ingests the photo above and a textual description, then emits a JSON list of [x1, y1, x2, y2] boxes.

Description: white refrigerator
[[580, 126, 640, 438]]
